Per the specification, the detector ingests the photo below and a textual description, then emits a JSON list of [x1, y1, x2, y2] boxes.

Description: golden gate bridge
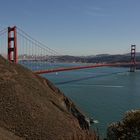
[[0, 26, 139, 74]]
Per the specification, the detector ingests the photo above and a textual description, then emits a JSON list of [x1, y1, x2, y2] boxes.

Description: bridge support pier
[[130, 45, 136, 72], [8, 26, 18, 63]]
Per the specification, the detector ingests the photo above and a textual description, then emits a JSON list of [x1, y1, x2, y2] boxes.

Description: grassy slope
[[0, 56, 96, 140]]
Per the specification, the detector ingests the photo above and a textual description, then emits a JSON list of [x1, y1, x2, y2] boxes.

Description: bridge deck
[[34, 62, 140, 74]]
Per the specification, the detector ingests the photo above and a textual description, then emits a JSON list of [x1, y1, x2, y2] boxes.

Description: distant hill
[[54, 53, 140, 63], [18, 52, 140, 64]]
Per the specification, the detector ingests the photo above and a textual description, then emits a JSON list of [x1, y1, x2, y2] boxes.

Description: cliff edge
[[0, 56, 96, 140]]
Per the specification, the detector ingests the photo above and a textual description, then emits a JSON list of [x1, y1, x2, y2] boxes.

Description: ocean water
[[22, 62, 140, 137]]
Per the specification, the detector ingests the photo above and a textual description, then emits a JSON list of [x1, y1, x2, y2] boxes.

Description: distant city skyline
[[0, 0, 140, 55]]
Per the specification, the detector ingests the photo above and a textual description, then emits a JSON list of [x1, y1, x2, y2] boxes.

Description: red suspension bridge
[[0, 26, 139, 74]]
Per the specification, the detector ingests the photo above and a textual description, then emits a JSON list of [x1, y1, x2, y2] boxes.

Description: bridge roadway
[[34, 62, 140, 74]]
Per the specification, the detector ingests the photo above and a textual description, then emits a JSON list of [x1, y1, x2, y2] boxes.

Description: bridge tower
[[8, 26, 18, 63], [130, 44, 136, 72]]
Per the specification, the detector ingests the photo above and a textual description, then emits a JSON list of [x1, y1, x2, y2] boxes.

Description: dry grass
[[0, 56, 97, 140]]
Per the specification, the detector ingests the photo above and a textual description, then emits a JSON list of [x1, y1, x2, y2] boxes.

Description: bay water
[[23, 62, 140, 137]]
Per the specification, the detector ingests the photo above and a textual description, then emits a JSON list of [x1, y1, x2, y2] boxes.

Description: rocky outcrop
[[0, 56, 96, 140], [107, 110, 140, 140]]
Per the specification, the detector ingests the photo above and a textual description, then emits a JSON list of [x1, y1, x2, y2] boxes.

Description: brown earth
[[0, 56, 97, 140]]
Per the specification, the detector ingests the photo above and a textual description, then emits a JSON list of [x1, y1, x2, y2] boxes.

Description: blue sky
[[0, 0, 140, 55]]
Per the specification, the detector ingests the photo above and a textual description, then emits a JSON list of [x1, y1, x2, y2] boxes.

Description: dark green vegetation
[[107, 110, 140, 140]]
